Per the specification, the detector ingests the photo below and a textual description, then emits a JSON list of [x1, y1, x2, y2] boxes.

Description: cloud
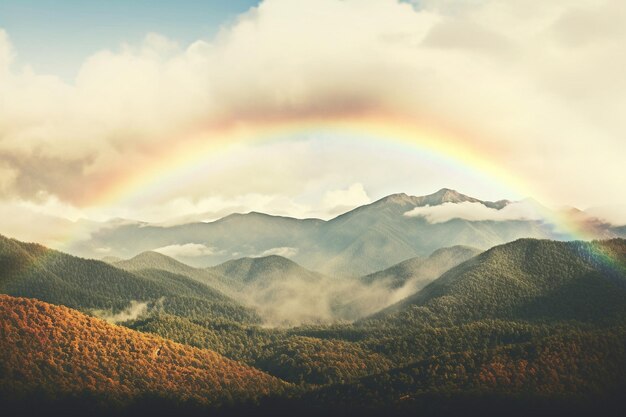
[[321, 183, 371, 215], [0, 0, 625, 233], [91, 300, 150, 324], [404, 200, 545, 223], [259, 247, 299, 258], [154, 243, 218, 258]]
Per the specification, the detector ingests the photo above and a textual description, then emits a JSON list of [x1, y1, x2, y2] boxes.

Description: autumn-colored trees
[[0, 295, 289, 408]]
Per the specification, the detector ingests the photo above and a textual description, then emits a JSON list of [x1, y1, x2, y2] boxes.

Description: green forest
[[1, 235, 625, 416]]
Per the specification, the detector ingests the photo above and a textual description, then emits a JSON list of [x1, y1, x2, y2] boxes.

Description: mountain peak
[[128, 250, 173, 262], [426, 188, 476, 204], [113, 250, 196, 272], [378, 193, 415, 205], [366, 188, 511, 214]]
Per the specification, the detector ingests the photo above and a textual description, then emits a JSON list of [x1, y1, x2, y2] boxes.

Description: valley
[[1, 205, 625, 416]]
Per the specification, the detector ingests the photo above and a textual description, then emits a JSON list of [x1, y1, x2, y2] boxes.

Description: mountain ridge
[[369, 238, 626, 325], [65, 188, 624, 276]]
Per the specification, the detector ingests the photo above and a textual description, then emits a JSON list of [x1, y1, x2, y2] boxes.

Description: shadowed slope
[[0, 235, 260, 324], [371, 239, 626, 325]]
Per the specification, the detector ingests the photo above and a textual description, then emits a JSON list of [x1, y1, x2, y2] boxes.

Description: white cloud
[[153, 243, 218, 258], [259, 247, 299, 258], [321, 183, 371, 214], [0, 0, 624, 237], [92, 300, 149, 324], [404, 200, 545, 223]]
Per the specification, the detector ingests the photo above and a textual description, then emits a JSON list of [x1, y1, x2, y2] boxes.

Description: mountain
[[101, 255, 123, 263], [209, 255, 325, 290], [207, 255, 332, 325], [113, 250, 223, 285], [371, 238, 626, 326], [334, 245, 482, 319], [0, 234, 260, 324], [361, 245, 482, 289], [64, 188, 613, 277], [358, 188, 509, 208], [0, 294, 288, 414], [313, 191, 546, 276]]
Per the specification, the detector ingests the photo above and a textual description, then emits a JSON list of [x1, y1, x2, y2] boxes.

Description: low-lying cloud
[[92, 300, 150, 324], [259, 247, 299, 258], [404, 201, 545, 223], [91, 298, 165, 324], [154, 243, 219, 258]]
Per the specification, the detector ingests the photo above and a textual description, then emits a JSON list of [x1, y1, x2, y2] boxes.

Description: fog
[[216, 248, 479, 326], [92, 298, 164, 324]]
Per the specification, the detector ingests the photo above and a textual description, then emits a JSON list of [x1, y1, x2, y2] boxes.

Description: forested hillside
[[113, 250, 223, 286], [2, 237, 625, 416], [371, 239, 626, 326], [0, 295, 289, 415], [0, 234, 260, 324], [298, 325, 626, 416]]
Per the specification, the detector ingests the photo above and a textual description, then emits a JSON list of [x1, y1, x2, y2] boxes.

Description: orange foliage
[[0, 295, 289, 406]]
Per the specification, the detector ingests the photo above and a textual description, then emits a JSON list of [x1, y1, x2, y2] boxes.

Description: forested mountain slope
[[369, 238, 626, 326], [334, 245, 483, 318], [0, 234, 260, 324], [0, 295, 289, 413], [113, 250, 222, 284]]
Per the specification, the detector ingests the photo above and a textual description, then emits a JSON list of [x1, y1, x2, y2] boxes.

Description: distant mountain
[[371, 238, 626, 326], [101, 255, 123, 263], [114, 250, 223, 285], [334, 245, 482, 319], [66, 188, 600, 276], [0, 294, 288, 413], [0, 234, 260, 324], [207, 255, 332, 325], [209, 255, 325, 290], [361, 245, 482, 289], [360, 188, 509, 209]]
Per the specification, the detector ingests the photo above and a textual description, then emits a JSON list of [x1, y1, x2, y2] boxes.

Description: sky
[[0, 0, 625, 246]]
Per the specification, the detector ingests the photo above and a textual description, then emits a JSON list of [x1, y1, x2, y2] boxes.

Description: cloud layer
[[0, 0, 625, 245], [405, 200, 545, 223], [154, 243, 218, 258]]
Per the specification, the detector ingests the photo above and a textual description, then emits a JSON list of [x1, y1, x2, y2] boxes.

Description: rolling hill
[[0, 234, 260, 324], [209, 255, 325, 291], [298, 325, 626, 416], [0, 295, 289, 414], [113, 250, 220, 282]]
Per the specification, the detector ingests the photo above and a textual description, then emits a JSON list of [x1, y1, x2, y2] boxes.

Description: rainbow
[[12, 112, 623, 281], [93, 115, 526, 207], [59, 113, 605, 247]]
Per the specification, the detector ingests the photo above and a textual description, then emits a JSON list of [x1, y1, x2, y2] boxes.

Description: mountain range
[[2, 188, 626, 416], [65, 188, 625, 277]]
